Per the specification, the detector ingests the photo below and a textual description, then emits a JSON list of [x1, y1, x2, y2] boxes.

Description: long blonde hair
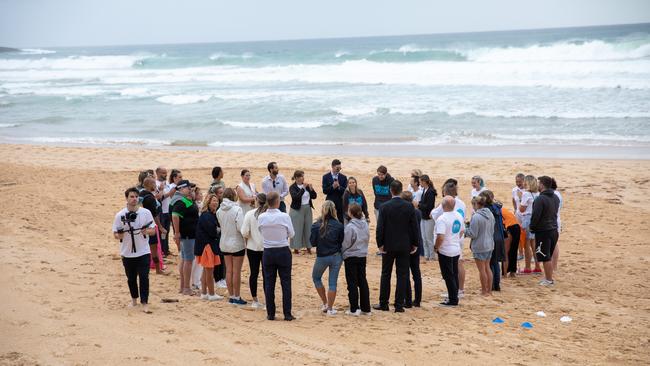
[[318, 200, 338, 237], [524, 175, 538, 193], [201, 193, 219, 214]]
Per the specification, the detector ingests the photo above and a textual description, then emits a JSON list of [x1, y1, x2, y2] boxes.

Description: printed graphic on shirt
[[374, 185, 389, 195], [456, 208, 465, 218], [452, 219, 462, 234]]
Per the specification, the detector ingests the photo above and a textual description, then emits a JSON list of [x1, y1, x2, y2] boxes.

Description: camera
[[121, 211, 138, 224]]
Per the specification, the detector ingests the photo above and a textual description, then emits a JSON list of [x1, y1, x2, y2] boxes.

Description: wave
[[20, 48, 56, 55], [0, 55, 145, 70], [20, 136, 172, 146], [156, 94, 211, 105], [0, 123, 19, 128], [367, 45, 467, 62], [218, 119, 338, 129]]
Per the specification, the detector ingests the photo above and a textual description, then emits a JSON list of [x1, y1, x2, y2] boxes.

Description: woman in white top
[[236, 169, 257, 215], [551, 177, 563, 271], [406, 169, 423, 193], [241, 193, 267, 309], [517, 175, 541, 274], [217, 188, 247, 305]]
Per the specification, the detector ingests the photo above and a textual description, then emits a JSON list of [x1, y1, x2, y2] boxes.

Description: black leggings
[[506, 224, 521, 274], [213, 254, 226, 281], [122, 254, 150, 304], [247, 249, 264, 298]]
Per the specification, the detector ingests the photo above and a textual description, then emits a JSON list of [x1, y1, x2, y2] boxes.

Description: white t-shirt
[[411, 186, 424, 203], [297, 184, 310, 205], [430, 196, 467, 221], [435, 211, 464, 257], [238, 182, 257, 214], [162, 182, 175, 214], [518, 191, 536, 217], [554, 190, 563, 232], [471, 187, 487, 198], [512, 186, 523, 210], [112, 207, 156, 258]]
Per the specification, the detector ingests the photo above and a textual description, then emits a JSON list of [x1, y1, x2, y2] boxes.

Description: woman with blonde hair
[[241, 193, 268, 309], [195, 193, 223, 301], [465, 194, 495, 296], [517, 175, 541, 274], [217, 188, 247, 305], [310, 200, 344, 316]]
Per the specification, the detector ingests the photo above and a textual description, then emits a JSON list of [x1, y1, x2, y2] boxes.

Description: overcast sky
[[1, 0, 649, 47]]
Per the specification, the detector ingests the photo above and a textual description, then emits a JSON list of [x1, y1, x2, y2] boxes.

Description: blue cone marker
[[521, 322, 533, 329], [492, 317, 504, 324]]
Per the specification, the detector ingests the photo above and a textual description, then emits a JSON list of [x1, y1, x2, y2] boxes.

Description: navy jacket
[[310, 218, 344, 257], [322, 172, 347, 208], [195, 211, 221, 256]]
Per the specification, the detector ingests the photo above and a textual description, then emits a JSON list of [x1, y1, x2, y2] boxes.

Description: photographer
[[112, 187, 156, 313]]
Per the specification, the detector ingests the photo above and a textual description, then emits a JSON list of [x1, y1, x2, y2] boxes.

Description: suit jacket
[[322, 172, 347, 207], [376, 196, 419, 252], [289, 183, 317, 210], [418, 187, 437, 220]]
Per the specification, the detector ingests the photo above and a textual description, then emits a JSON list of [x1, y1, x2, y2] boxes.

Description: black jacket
[[530, 189, 560, 233], [376, 196, 419, 252], [418, 186, 437, 220], [289, 183, 317, 210], [195, 211, 221, 256], [310, 218, 344, 257]]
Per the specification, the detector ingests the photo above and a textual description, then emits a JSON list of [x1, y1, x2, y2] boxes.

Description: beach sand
[[1, 143, 649, 365]]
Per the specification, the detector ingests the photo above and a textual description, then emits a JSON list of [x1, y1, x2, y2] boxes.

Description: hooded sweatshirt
[[465, 207, 495, 254], [216, 198, 245, 253], [341, 218, 369, 259], [372, 174, 395, 209], [530, 189, 560, 233]]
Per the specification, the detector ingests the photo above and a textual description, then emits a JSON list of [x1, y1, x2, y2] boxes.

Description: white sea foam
[[120, 87, 150, 97], [20, 48, 57, 55], [218, 120, 335, 129], [21, 136, 172, 146], [0, 55, 144, 70], [335, 50, 350, 58], [0, 123, 19, 128], [156, 94, 211, 105]]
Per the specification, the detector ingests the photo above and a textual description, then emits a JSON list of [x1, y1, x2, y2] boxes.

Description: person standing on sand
[[236, 169, 258, 216], [401, 191, 423, 308], [373, 180, 419, 313], [195, 193, 223, 301], [466, 195, 495, 296], [322, 159, 348, 224], [418, 175, 437, 261], [257, 192, 296, 321], [341, 177, 370, 225], [518, 175, 541, 275], [341, 203, 371, 316], [434, 196, 464, 307], [310, 201, 345, 316], [216, 188, 247, 306], [171, 180, 199, 296], [530, 176, 560, 286], [139, 177, 167, 275], [262, 162, 289, 213], [471, 176, 487, 198], [512, 173, 526, 260], [209, 166, 225, 194], [155, 166, 171, 256], [289, 170, 317, 255], [241, 193, 268, 309], [113, 187, 157, 313], [551, 178, 563, 272], [372, 165, 395, 222], [501, 204, 521, 277]]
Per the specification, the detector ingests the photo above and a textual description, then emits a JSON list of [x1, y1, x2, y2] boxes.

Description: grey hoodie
[[216, 198, 245, 253], [341, 219, 369, 259], [465, 207, 495, 254]]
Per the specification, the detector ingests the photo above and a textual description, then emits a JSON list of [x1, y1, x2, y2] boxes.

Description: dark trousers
[[405, 252, 422, 306], [490, 251, 501, 290], [506, 225, 521, 274], [213, 254, 226, 281], [247, 249, 264, 298], [159, 213, 170, 255], [279, 201, 287, 213], [122, 254, 150, 304], [379, 250, 410, 309], [334, 199, 344, 224], [438, 253, 459, 305], [344, 257, 370, 312], [263, 246, 292, 318]]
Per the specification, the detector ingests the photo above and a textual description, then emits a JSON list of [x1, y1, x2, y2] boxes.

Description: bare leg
[[201, 270, 208, 295], [205, 269, 215, 296], [327, 290, 337, 309], [531, 239, 541, 271], [543, 261, 554, 282], [459, 260, 466, 291], [524, 239, 533, 271], [178, 260, 184, 293], [486, 260, 493, 295], [224, 255, 234, 297], [182, 260, 192, 294], [552, 241, 560, 271], [316, 286, 327, 306], [232, 256, 244, 298]]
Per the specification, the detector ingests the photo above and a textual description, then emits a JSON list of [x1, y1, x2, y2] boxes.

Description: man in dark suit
[[373, 180, 419, 312], [322, 159, 347, 223]]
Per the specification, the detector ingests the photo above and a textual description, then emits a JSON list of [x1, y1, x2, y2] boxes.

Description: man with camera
[[113, 187, 157, 313]]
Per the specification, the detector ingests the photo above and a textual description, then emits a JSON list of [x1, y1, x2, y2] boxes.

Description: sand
[[1, 143, 649, 365]]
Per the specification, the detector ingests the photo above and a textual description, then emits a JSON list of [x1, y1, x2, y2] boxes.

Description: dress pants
[[404, 252, 422, 306], [379, 250, 410, 309], [438, 253, 460, 305], [263, 246, 292, 318]]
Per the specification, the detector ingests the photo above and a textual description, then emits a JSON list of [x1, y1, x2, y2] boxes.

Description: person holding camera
[[172, 180, 200, 296], [113, 187, 157, 313]]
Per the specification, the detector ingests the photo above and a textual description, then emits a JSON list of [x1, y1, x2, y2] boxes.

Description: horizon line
[[6, 21, 650, 50]]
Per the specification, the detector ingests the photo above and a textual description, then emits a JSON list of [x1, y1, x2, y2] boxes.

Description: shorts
[[535, 230, 558, 262], [222, 249, 246, 257], [180, 238, 195, 261], [526, 227, 535, 240], [473, 251, 492, 261]]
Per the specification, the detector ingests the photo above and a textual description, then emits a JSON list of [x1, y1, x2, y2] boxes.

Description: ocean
[[1, 23, 649, 158]]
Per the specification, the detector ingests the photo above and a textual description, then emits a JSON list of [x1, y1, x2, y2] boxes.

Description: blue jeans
[[312, 253, 343, 291]]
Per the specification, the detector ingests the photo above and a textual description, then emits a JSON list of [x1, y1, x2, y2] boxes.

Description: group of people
[[112, 159, 562, 319]]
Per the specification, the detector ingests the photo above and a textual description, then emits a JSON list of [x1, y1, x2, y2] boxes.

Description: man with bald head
[[140, 177, 167, 274], [434, 196, 464, 307]]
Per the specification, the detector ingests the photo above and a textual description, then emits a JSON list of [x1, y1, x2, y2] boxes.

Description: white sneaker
[[326, 309, 338, 316], [208, 294, 223, 301], [200, 293, 209, 300], [459, 290, 465, 298], [321, 304, 328, 313], [251, 301, 265, 309], [361, 311, 372, 316], [539, 279, 555, 286], [345, 309, 361, 316], [216, 280, 227, 289]]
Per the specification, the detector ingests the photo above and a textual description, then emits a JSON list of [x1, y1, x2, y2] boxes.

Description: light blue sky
[[1, 0, 649, 47]]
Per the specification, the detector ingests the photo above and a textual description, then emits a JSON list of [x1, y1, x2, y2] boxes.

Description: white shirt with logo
[[435, 211, 464, 257], [112, 207, 156, 258]]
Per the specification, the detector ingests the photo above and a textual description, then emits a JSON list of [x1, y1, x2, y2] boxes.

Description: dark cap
[[176, 180, 193, 189]]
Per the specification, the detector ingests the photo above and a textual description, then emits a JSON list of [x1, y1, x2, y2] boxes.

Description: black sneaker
[[394, 307, 405, 313], [372, 304, 389, 311], [438, 301, 458, 307], [284, 315, 296, 321], [267, 315, 275, 321]]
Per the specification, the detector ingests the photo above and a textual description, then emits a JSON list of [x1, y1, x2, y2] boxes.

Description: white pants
[[421, 219, 436, 259]]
